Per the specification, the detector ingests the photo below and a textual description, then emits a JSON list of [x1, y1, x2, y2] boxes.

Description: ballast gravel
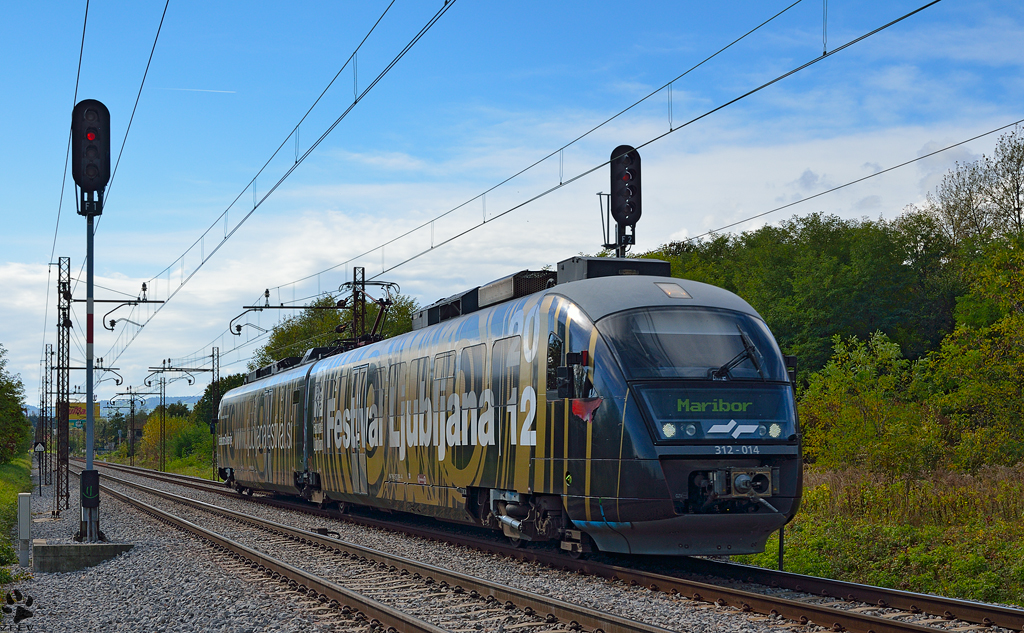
[[34, 462, 811, 633], [9, 469, 344, 633]]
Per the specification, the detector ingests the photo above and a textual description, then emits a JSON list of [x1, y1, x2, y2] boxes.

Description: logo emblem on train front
[[706, 420, 760, 438]]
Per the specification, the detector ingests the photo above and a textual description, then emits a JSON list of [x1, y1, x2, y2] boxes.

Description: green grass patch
[[734, 467, 1024, 606], [0, 453, 34, 585], [101, 449, 218, 481]]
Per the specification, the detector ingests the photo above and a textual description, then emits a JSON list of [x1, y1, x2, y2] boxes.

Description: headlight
[[662, 423, 677, 438], [769, 423, 782, 438], [684, 423, 697, 436], [758, 424, 767, 437]]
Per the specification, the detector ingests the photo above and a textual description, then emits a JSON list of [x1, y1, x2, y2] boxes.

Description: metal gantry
[[55, 257, 71, 515], [109, 387, 157, 466], [146, 350, 221, 472]]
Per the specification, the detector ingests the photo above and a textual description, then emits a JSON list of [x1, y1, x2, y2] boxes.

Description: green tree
[[799, 333, 944, 479], [0, 344, 30, 464], [650, 211, 959, 376], [922, 236, 1024, 470]]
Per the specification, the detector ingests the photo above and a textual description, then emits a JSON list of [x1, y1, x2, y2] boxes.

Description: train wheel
[[336, 501, 349, 515], [245, 488, 253, 497], [508, 535, 525, 548]]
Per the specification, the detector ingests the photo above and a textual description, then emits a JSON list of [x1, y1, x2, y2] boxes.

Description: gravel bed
[[91, 463, 806, 633], [7, 467, 354, 633]]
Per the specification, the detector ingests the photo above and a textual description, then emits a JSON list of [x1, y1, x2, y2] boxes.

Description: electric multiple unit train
[[216, 257, 802, 556]]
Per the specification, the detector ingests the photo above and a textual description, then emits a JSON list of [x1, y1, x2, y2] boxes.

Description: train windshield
[[598, 307, 788, 382]]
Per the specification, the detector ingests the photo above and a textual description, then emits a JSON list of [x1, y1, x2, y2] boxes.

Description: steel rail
[[673, 557, 1023, 631], [85, 472, 447, 633], [85, 460, 1024, 633], [90, 467, 677, 633]]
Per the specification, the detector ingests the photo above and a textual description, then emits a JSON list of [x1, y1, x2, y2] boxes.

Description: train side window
[[433, 351, 455, 414], [491, 336, 521, 445], [387, 362, 406, 432], [459, 344, 485, 398], [546, 332, 563, 393]]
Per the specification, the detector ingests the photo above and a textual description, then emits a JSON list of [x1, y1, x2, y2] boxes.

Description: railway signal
[[70, 99, 112, 543], [609, 144, 641, 227], [71, 99, 111, 203]]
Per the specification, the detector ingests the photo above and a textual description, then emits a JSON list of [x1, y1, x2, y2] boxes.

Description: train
[[216, 257, 802, 557]]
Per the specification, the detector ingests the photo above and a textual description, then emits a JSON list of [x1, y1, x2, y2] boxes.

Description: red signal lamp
[[86, 130, 97, 141]]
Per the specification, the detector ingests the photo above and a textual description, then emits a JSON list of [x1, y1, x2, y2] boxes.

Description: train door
[[261, 387, 273, 482], [351, 365, 369, 495]]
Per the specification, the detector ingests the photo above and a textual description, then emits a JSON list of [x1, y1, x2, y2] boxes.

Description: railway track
[[75, 466, 676, 633], [82, 460, 1024, 633]]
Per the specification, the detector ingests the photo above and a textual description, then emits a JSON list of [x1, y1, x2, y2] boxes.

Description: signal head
[[609, 145, 641, 226], [71, 99, 111, 195]]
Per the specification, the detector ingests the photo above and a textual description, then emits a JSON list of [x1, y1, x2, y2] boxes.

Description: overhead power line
[[680, 117, 1024, 244], [103, 0, 457, 365], [105, 0, 171, 206], [260, 0, 808, 298], [118, 0, 946, 372], [39, 0, 90, 385], [279, 0, 945, 287], [182, 118, 1024, 374]]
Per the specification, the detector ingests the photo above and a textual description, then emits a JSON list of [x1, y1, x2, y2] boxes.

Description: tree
[[650, 211, 960, 376], [0, 344, 30, 464], [799, 333, 944, 479], [249, 292, 419, 370], [921, 235, 1024, 470]]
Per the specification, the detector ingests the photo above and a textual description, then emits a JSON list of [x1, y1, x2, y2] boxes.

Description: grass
[[733, 467, 1024, 606], [100, 448, 218, 481], [0, 453, 34, 586]]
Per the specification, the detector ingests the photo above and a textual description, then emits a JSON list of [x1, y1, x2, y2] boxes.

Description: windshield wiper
[[709, 327, 765, 381]]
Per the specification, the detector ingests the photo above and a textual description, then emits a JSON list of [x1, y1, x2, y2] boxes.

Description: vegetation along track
[[75, 466, 676, 633], [83, 460, 1024, 633]]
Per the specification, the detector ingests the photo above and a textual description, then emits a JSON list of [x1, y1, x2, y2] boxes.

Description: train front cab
[[554, 284, 802, 557]]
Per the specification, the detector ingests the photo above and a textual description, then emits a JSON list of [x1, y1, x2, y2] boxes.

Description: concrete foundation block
[[33, 543, 134, 573]]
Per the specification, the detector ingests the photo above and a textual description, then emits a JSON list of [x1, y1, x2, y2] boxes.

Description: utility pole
[[71, 99, 110, 542], [211, 347, 219, 480]]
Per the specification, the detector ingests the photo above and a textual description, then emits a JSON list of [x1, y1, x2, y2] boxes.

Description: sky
[[2, 0, 1022, 406]]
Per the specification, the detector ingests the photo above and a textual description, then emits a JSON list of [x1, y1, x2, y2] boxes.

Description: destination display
[[634, 384, 796, 442]]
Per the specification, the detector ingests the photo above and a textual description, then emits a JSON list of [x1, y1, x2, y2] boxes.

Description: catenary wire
[[353, 0, 945, 280], [141, 0, 400, 290], [39, 0, 90, 383], [184, 118, 1022, 373], [177, 0, 948, 367], [103, 0, 171, 207], [71, 0, 173, 299], [102, 1, 457, 365], [113, 0, 943, 375], [265, 0, 808, 295]]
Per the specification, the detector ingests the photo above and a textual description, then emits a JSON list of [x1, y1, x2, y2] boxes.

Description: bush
[[799, 333, 944, 478], [0, 454, 32, 574], [735, 466, 1024, 605]]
